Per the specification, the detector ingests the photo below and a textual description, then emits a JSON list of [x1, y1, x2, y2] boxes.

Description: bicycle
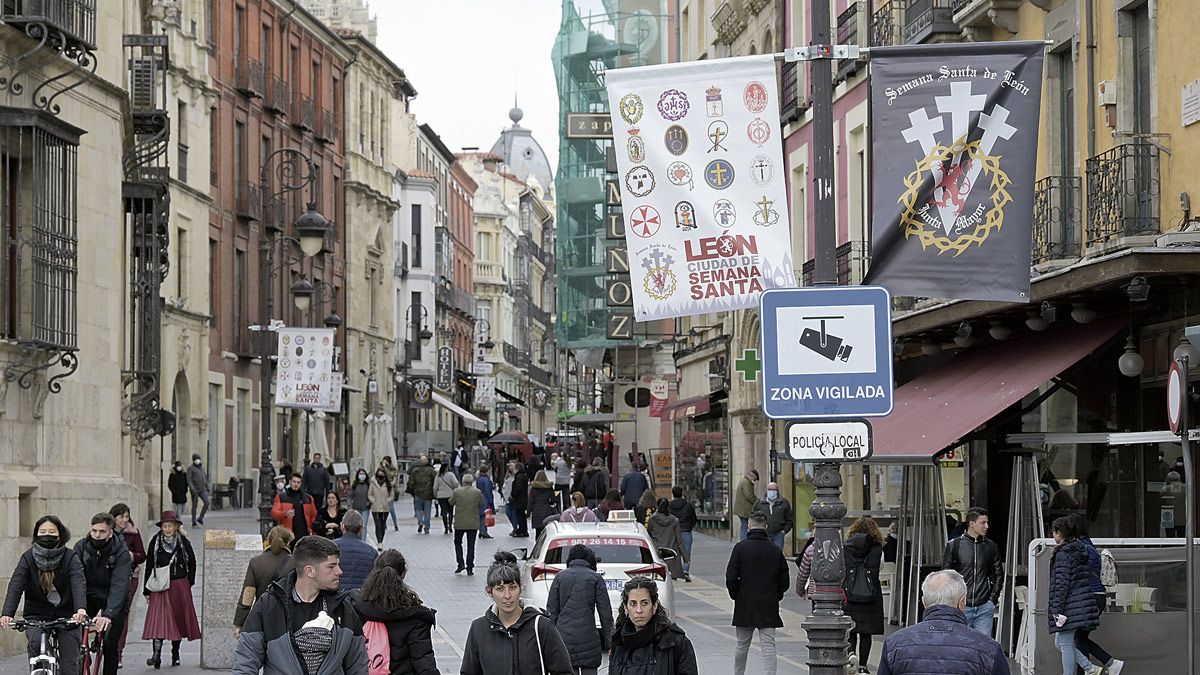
[[80, 621, 105, 675], [10, 617, 94, 675]]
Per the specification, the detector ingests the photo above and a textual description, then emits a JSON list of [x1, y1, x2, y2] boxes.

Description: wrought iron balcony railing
[[836, 240, 870, 285], [266, 76, 289, 115], [871, 1, 904, 47], [316, 109, 337, 144], [2, 0, 96, 50], [236, 179, 261, 220], [1032, 175, 1081, 264], [836, 2, 864, 82], [528, 363, 552, 386], [1085, 142, 1160, 245], [234, 55, 264, 98], [503, 341, 529, 369], [529, 303, 552, 327], [294, 95, 315, 131], [903, 0, 959, 44], [779, 60, 809, 124]]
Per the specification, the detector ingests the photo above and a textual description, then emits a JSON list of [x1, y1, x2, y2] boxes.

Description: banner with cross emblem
[[605, 55, 796, 320], [866, 41, 1045, 302]]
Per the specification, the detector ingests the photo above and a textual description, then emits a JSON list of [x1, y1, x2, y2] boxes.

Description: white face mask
[[193, 459, 201, 466], [767, 490, 779, 500]]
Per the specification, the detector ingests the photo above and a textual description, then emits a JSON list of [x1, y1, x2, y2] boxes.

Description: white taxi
[[514, 511, 678, 621]]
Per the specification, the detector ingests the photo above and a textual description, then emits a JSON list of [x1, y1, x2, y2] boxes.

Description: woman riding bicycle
[[1, 515, 90, 674]]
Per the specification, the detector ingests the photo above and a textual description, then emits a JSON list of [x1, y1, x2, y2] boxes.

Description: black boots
[[171, 641, 181, 667], [147, 640, 162, 669]]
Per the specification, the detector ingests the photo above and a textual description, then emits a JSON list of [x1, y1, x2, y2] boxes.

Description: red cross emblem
[[630, 205, 661, 238]]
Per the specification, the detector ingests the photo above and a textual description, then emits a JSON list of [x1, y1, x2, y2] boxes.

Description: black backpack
[[843, 555, 879, 603]]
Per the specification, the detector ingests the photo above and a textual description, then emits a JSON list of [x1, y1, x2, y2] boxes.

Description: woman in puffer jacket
[[547, 545, 613, 675], [1047, 516, 1102, 675]]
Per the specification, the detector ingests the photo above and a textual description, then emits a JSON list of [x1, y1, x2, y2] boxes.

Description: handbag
[[534, 615, 546, 675], [145, 565, 171, 593]]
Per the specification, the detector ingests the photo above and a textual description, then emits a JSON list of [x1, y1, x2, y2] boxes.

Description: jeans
[[770, 532, 785, 549], [479, 510, 490, 536], [964, 601, 995, 637], [1054, 630, 1096, 674], [681, 531, 693, 573], [739, 517, 749, 540], [26, 624, 81, 675], [388, 494, 399, 529], [455, 529, 478, 570], [505, 502, 519, 531], [414, 497, 432, 531], [733, 626, 776, 675], [1076, 594, 1113, 667], [172, 502, 186, 519], [358, 509, 371, 541], [190, 491, 209, 525]]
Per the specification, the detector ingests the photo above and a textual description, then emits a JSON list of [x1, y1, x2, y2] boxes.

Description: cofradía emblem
[[619, 93, 644, 124], [657, 89, 690, 121]]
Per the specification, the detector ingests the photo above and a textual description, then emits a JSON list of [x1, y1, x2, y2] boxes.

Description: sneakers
[[1106, 660, 1124, 675]]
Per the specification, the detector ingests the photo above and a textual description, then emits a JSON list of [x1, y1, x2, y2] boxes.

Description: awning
[[496, 387, 526, 406], [664, 390, 728, 421], [869, 317, 1126, 463], [432, 391, 488, 431]]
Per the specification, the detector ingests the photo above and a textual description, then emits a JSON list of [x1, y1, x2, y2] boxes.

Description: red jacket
[[271, 491, 317, 535]]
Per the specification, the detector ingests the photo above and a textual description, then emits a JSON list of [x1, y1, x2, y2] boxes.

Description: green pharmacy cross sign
[[735, 348, 762, 382]]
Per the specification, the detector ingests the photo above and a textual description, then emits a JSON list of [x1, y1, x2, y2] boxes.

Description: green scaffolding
[[553, 0, 672, 348]]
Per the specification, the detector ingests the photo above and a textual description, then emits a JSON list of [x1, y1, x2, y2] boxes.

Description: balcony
[[779, 60, 809, 124], [530, 303, 552, 327], [235, 55, 264, 98], [236, 179, 261, 220], [871, 1, 904, 47], [316, 109, 337, 144], [266, 77, 289, 115], [503, 341, 529, 369], [1032, 176, 1081, 266], [836, 2, 865, 83], [903, 0, 960, 44], [528, 363, 552, 386], [435, 283, 475, 317], [1086, 142, 1160, 246], [396, 242, 409, 278], [293, 95, 315, 131], [2, 0, 96, 50], [800, 259, 814, 286], [951, 0, 1021, 41], [836, 241, 870, 285]]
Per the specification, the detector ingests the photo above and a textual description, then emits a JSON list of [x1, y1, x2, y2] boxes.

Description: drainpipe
[[1085, 0, 1096, 159]]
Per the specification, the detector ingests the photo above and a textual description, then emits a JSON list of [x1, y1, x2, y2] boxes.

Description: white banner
[[606, 55, 795, 320], [275, 327, 336, 409], [317, 371, 343, 413], [475, 376, 496, 408]]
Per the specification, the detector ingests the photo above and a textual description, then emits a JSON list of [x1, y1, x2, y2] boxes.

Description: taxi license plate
[[605, 579, 625, 591]]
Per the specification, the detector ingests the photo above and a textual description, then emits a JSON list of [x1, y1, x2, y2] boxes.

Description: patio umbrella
[[378, 414, 395, 461], [488, 431, 530, 445], [311, 410, 330, 459]]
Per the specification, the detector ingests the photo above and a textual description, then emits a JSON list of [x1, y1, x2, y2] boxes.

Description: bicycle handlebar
[[9, 618, 93, 632]]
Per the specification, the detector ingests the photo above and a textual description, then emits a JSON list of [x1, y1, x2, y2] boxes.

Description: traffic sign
[[785, 420, 872, 461], [1168, 360, 1184, 434], [759, 286, 894, 419]]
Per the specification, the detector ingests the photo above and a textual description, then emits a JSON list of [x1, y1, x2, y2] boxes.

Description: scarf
[[159, 533, 179, 555], [294, 602, 333, 675], [30, 544, 67, 572], [620, 619, 657, 651]]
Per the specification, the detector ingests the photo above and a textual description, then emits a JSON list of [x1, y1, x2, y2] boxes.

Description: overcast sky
[[373, 1, 562, 168]]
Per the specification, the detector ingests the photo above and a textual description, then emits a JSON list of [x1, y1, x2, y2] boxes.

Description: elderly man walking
[[877, 570, 1009, 675]]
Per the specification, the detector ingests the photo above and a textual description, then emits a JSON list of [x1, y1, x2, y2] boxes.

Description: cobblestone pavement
[[2, 500, 889, 674]]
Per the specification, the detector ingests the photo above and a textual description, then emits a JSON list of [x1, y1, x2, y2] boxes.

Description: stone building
[[297, 0, 378, 43]]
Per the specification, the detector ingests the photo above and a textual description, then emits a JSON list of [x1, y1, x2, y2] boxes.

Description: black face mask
[[376, 474, 386, 482], [35, 535, 59, 549], [90, 535, 112, 550]]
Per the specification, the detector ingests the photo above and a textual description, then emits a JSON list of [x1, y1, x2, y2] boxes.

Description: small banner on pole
[[409, 376, 433, 409], [866, 41, 1045, 302], [605, 55, 796, 320], [275, 327, 336, 409]]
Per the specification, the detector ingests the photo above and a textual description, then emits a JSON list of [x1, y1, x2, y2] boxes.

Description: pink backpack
[[363, 620, 390, 675]]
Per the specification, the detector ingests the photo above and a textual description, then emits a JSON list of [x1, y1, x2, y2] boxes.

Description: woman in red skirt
[[141, 511, 200, 668]]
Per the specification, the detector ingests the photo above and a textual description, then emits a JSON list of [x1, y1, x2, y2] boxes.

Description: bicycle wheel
[[81, 628, 104, 675]]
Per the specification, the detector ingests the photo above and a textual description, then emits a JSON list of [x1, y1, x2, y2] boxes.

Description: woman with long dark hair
[[0, 515, 88, 674], [527, 470, 558, 540], [461, 551, 572, 675], [843, 516, 884, 673], [369, 468, 394, 550], [141, 511, 200, 668], [350, 468, 372, 541], [609, 578, 698, 674], [314, 490, 347, 540], [434, 462, 460, 535], [648, 498, 686, 581], [1047, 516, 1103, 675], [109, 503, 147, 667], [354, 550, 440, 674]]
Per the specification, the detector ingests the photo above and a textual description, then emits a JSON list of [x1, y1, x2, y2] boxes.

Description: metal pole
[[258, 236, 276, 538], [1180, 355, 1195, 674], [800, 0, 852, 670]]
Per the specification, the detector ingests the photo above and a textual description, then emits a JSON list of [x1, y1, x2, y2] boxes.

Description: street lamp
[[255, 147, 330, 538]]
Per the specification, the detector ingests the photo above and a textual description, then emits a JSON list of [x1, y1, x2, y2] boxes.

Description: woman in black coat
[[609, 578, 698, 675], [1047, 516, 1102, 675], [547, 545, 613, 673], [167, 461, 189, 515], [527, 470, 558, 540], [509, 463, 530, 537], [843, 516, 884, 672], [354, 550, 439, 675]]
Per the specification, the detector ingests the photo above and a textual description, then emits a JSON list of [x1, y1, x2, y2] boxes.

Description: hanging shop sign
[[275, 327, 336, 409]]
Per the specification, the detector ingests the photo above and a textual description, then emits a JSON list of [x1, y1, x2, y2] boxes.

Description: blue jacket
[[619, 470, 649, 507], [878, 605, 1008, 675], [477, 475, 495, 510], [1080, 536, 1105, 594], [1048, 539, 1100, 633], [334, 535, 378, 592]]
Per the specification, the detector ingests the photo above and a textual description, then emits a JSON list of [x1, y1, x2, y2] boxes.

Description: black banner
[[866, 41, 1044, 302]]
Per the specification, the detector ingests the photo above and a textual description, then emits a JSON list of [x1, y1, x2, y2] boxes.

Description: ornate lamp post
[[255, 148, 330, 538], [397, 304, 433, 457]]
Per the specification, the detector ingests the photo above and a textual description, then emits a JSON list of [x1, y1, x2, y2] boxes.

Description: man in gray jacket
[[186, 453, 210, 527]]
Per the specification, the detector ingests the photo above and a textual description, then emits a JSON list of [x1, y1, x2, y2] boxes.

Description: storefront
[[667, 391, 730, 530]]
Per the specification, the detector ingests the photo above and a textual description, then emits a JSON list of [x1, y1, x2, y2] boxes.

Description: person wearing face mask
[[109, 503, 146, 668], [141, 511, 200, 668], [349, 469, 372, 542], [1, 515, 89, 675], [272, 473, 319, 540], [368, 469, 393, 551], [74, 513, 132, 675], [460, 552, 572, 675], [185, 453, 211, 528], [609, 578, 698, 675], [274, 474, 288, 497], [168, 461, 189, 518], [733, 469, 760, 541], [753, 481, 794, 550]]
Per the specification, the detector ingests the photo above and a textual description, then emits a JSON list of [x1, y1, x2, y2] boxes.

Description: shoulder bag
[[534, 614, 547, 675], [145, 540, 175, 593]]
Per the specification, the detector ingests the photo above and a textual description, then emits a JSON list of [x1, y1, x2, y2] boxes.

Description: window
[[261, 24, 271, 74], [209, 238, 218, 326], [176, 100, 188, 183], [410, 291, 422, 360], [236, 389, 249, 476], [207, 383, 221, 471], [368, 266, 378, 327], [0, 117, 81, 349], [234, 5, 244, 58], [176, 227, 187, 298], [411, 204, 422, 267], [209, 108, 218, 185], [205, 0, 215, 49], [1056, 50, 1075, 175], [234, 249, 245, 351], [1131, 4, 1151, 134], [234, 120, 245, 190]]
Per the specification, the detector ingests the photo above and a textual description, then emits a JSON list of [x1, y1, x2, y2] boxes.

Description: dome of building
[[490, 98, 553, 190]]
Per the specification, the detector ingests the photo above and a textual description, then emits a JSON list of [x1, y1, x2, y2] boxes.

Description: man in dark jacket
[[407, 457, 436, 534], [752, 481, 794, 549], [234, 536, 368, 675], [334, 512, 377, 592], [509, 464, 530, 537], [303, 452, 333, 502], [75, 513, 132, 675], [942, 507, 1003, 636], [547, 545, 613, 673], [619, 462, 650, 509], [725, 511, 789, 675], [581, 458, 608, 508], [877, 570, 1008, 675], [186, 453, 211, 527], [669, 486, 698, 581]]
